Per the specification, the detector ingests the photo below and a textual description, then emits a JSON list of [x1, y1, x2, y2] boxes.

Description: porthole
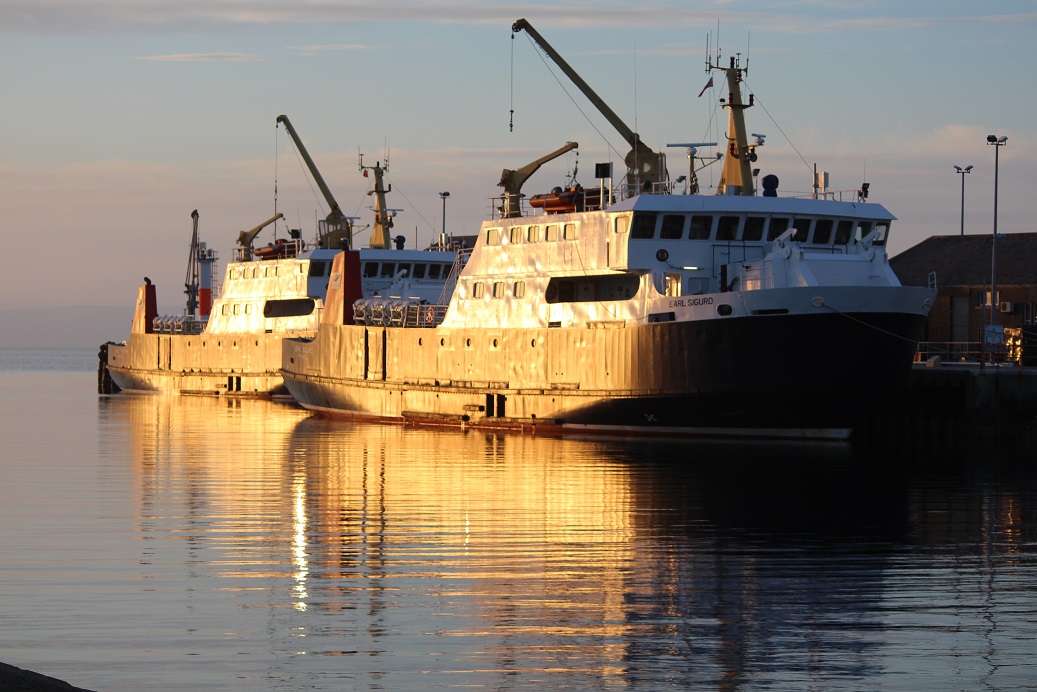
[[466, 338, 472, 347], [418, 338, 424, 346], [492, 339, 499, 347], [440, 338, 445, 346], [717, 304, 733, 316]]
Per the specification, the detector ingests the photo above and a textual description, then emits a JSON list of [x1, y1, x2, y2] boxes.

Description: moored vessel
[[100, 116, 461, 397], [279, 21, 935, 439]]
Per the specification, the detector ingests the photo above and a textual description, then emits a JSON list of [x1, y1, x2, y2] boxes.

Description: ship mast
[[359, 155, 394, 250], [710, 55, 758, 196]]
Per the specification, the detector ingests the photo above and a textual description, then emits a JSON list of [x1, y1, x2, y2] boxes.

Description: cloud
[[287, 43, 377, 56], [137, 52, 263, 61], [7, 1, 1034, 37]]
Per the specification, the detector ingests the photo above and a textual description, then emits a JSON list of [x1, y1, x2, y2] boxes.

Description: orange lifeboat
[[253, 238, 299, 260], [528, 186, 601, 214]]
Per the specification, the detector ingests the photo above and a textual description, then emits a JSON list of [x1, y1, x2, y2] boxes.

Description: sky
[[2, 0, 1035, 314]]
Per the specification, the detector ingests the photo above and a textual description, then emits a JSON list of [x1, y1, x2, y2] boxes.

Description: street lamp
[[986, 135, 1007, 327], [954, 164, 972, 236], [439, 191, 450, 240]]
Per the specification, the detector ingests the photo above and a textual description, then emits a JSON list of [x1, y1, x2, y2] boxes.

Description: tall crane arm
[[511, 18, 664, 186], [276, 115, 343, 220]]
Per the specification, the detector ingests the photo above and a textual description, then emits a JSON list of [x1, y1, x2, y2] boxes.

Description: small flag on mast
[[698, 76, 714, 98]]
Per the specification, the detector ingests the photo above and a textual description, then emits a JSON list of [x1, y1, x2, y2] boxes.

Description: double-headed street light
[[953, 165, 972, 236], [986, 135, 1007, 327]]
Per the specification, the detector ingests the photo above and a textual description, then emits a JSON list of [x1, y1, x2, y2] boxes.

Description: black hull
[[282, 310, 928, 440]]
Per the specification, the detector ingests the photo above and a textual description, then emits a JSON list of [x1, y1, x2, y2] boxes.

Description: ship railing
[[152, 315, 207, 335], [915, 339, 1030, 366], [784, 188, 873, 203], [438, 249, 471, 304], [351, 300, 448, 328]]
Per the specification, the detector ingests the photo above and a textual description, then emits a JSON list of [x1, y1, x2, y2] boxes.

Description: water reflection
[[100, 393, 1037, 690]]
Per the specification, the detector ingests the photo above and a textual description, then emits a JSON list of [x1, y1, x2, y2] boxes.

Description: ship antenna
[[509, 25, 516, 131], [746, 31, 750, 75], [273, 120, 280, 234]]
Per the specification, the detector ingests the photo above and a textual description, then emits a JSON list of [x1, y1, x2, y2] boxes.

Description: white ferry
[[279, 23, 935, 439], [100, 116, 460, 397]]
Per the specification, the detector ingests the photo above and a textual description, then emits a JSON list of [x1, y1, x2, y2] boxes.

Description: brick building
[[890, 233, 1037, 360]]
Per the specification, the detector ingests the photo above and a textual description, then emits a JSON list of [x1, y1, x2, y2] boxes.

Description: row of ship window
[[229, 264, 292, 280], [470, 281, 527, 299], [362, 261, 454, 280], [624, 213, 889, 246], [229, 261, 331, 281], [217, 298, 316, 318], [485, 223, 579, 245]]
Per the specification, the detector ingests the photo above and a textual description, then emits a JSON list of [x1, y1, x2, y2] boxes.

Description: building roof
[[890, 233, 1037, 288]]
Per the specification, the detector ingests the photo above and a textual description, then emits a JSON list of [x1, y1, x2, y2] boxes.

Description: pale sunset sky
[[2, 1, 1034, 315]]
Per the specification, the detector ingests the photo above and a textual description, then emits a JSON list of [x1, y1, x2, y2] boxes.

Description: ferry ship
[[100, 116, 460, 397], [278, 23, 936, 440]]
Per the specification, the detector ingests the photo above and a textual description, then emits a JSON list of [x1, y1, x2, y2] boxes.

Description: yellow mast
[[360, 156, 393, 250]]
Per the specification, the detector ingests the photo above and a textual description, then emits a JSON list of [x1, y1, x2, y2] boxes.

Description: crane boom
[[511, 18, 666, 190], [276, 114, 352, 249], [498, 141, 578, 218], [276, 115, 342, 219]]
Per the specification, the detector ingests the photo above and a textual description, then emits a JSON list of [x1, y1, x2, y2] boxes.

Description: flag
[[698, 76, 713, 98]]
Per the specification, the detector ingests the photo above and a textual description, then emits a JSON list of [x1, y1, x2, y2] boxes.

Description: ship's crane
[[236, 213, 284, 260], [185, 210, 200, 318], [511, 18, 667, 192], [498, 141, 578, 218], [276, 114, 353, 249]]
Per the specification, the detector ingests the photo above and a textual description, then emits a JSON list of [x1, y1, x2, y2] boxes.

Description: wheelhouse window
[[813, 219, 834, 244], [855, 222, 874, 242], [834, 220, 853, 244], [363, 262, 379, 278], [514, 281, 526, 298], [792, 218, 811, 243], [631, 213, 657, 239], [396, 263, 411, 277], [717, 216, 740, 241], [545, 224, 559, 241], [660, 214, 685, 239], [486, 228, 501, 245], [412, 263, 427, 279], [472, 282, 485, 298], [527, 225, 541, 242], [873, 222, 889, 246], [689, 215, 712, 240], [744, 216, 765, 241], [563, 223, 578, 240], [428, 264, 443, 280], [380, 262, 396, 278], [615, 216, 629, 234], [308, 260, 327, 278], [492, 281, 505, 298], [768, 217, 790, 241], [509, 227, 523, 244]]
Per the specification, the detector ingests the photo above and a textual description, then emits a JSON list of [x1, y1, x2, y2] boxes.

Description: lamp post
[[986, 135, 1007, 328], [954, 165, 972, 236], [439, 191, 450, 242]]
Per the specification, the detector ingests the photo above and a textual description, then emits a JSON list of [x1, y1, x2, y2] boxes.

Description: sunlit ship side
[[279, 24, 935, 439]]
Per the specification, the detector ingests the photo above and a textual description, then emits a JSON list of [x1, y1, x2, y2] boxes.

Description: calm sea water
[[2, 347, 1036, 690]]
